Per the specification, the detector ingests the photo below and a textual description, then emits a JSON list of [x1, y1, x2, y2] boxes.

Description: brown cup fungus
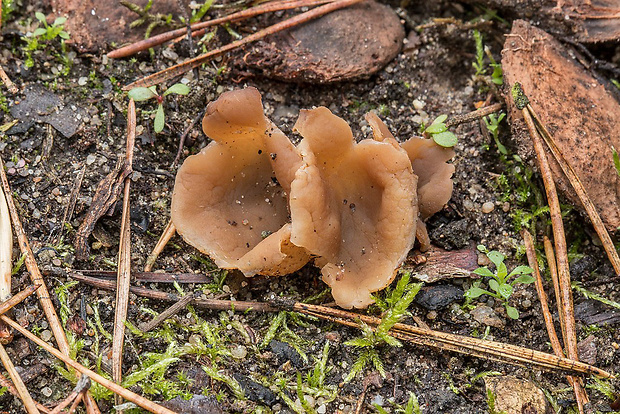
[[171, 87, 310, 276], [290, 108, 418, 308], [172, 87, 455, 309]]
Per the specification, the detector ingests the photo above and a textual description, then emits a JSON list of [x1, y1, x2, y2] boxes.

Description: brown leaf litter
[[502, 20, 620, 232]]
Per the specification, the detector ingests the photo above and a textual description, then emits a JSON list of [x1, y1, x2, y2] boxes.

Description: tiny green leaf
[[425, 123, 447, 134], [512, 274, 535, 285], [612, 146, 620, 178], [32, 28, 47, 37], [432, 131, 458, 148], [128, 87, 157, 101], [35, 12, 47, 23], [163, 83, 190, 96], [431, 114, 448, 125], [498, 283, 513, 299], [488, 279, 499, 294], [59, 31, 70, 40], [487, 251, 505, 270], [53, 16, 67, 26], [473, 267, 494, 278], [464, 287, 490, 299], [497, 262, 508, 280], [505, 305, 519, 319], [508, 265, 533, 278], [477, 244, 488, 253], [154, 104, 165, 133]]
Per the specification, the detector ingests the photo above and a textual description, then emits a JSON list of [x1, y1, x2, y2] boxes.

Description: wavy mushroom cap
[[290, 107, 418, 308], [400, 137, 455, 219], [172, 87, 309, 275]]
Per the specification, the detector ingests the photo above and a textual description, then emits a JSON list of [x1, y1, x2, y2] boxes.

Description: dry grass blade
[[0, 342, 40, 413], [108, 0, 335, 58], [292, 302, 612, 378], [69, 269, 210, 284], [527, 104, 620, 275], [523, 230, 588, 413], [123, 0, 363, 90], [0, 179, 12, 342], [112, 99, 136, 404], [0, 315, 177, 414], [144, 220, 176, 272], [0, 372, 52, 413], [512, 83, 580, 367], [53, 164, 86, 245]]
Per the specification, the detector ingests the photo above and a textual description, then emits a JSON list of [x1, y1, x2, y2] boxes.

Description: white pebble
[[231, 345, 247, 359], [78, 77, 88, 86], [481, 202, 495, 214], [40, 330, 52, 342], [41, 387, 53, 397]]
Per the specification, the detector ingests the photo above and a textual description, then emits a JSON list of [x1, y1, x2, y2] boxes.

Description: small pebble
[[52, 258, 62, 266], [231, 345, 247, 359], [86, 154, 97, 165], [427, 310, 437, 320], [41, 387, 53, 397], [317, 404, 327, 414], [78, 77, 88, 86], [462, 199, 474, 211], [40, 330, 53, 342], [481, 201, 495, 214], [502, 202, 510, 212], [412, 99, 425, 110], [521, 299, 532, 309]]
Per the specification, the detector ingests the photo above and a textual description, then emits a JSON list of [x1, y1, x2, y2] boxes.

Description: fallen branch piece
[[0, 315, 177, 414], [138, 292, 195, 333], [68, 269, 210, 284], [0, 284, 40, 316]]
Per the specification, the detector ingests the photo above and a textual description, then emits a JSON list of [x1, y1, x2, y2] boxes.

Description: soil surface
[[1, 1, 620, 413]]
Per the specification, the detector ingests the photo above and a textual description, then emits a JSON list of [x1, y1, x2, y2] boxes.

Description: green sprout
[[484, 113, 507, 155], [22, 12, 71, 68], [464, 245, 534, 319], [344, 272, 421, 381], [612, 146, 620, 178], [423, 115, 458, 148], [471, 30, 503, 87], [128, 83, 190, 133]]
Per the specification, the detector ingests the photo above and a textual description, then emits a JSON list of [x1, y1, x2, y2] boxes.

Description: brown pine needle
[[292, 302, 612, 379], [0, 156, 100, 414], [0, 63, 18, 94], [445, 102, 503, 128], [543, 236, 566, 346], [0, 284, 40, 316], [112, 99, 137, 404], [527, 104, 620, 276], [0, 372, 52, 413], [108, 0, 335, 58], [138, 292, 195, 333], [523, 230, 588, 413], [123, 0, 363, 90], [512, 83, 580, 367], [144, 220, 176, 272], [0, 178, 13, 342], [0, 342, 40, 413], [0, 315, 177, 414]]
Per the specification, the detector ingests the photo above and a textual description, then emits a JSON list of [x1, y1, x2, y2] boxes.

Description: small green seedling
[[423, 115, 458, 148], [22, 12, 71, 68], [464, 245, 534, 319], [612, 146, 620, 178], [128, 83, 190, 133], [484, 113, 507, 155]]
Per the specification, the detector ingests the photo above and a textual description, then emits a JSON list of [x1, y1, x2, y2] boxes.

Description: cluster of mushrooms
[[171, 88, 454, 309]]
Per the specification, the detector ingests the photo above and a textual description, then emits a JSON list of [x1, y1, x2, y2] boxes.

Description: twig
[[70, 272, 277, 312], [0, 342, 40, 413], [0, 175, 12, 342], [172, 108, 206, 169], [144, 220, 176, 272], [49, 374, 91, 414], [523, 230, 588, 414], [526, 103, 620, 275], [68, 391, 85, 414], [112, 99, 136, 404], [445, 102, 503, 128], [53, 164, 86, 245], [543, 236, 566, 344], [138, 292, 195, 332], [123, 0, 363, 89], [0, 372, 52, 413], [0, 284, 40, 316], [0, 63, 18, 94], [68, 269, 210, 284], [0, 315, 177, 414], [511, 83, 579, 368], [108, 0, 334, 58]]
